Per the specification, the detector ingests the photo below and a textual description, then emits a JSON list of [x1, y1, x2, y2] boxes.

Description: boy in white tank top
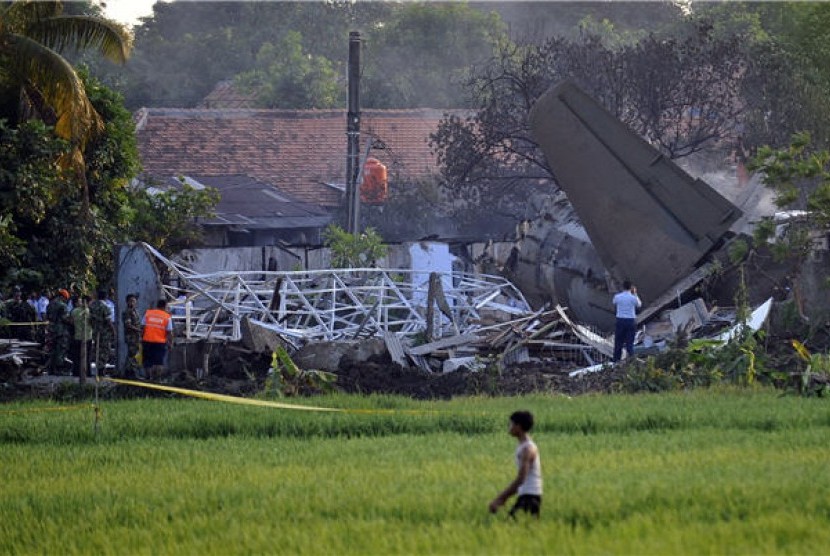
[[488, 410, 542, 518]]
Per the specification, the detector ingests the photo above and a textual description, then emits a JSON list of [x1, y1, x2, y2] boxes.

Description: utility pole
[[345, 31, 361, 235]]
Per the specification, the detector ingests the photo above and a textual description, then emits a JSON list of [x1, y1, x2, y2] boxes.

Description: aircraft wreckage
[[100, 80, 777, 377], [112, 243, 614, 374], [507, 79, 750, 332]]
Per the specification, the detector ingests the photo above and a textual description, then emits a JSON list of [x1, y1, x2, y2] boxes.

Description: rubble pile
[[0, 339, 43, 383]]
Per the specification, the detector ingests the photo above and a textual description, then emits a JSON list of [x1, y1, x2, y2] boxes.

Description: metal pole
[[346, 31, 362, 234]]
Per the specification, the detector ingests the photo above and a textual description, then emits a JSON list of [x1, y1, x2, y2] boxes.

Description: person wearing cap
[[46, 289, 72, 374]]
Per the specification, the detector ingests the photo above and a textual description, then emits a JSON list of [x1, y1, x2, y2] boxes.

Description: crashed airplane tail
[[529, 80, 742, 305]]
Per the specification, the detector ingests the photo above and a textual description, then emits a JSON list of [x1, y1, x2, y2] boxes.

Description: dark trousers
[[70, 339, 92, 376], [509, 495, 541, 518], [613, 317, 636, 362]]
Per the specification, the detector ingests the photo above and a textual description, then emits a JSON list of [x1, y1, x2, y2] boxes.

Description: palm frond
[[2, 1, 63, 30], [4, 32, 101, 146], [26, 15, 133, 63]]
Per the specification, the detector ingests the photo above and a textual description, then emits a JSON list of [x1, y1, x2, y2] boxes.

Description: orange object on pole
[[360, 157, 388, 204]]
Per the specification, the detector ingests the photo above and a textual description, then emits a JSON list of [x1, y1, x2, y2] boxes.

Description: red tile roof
[[135, 108, 460, 206]]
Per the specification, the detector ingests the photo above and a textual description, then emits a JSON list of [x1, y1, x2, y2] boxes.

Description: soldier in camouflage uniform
[[89, 290, 115, 375], [122, 293, 141, 378], [4, 289, 37, 340], [46, 289, 72, 374]]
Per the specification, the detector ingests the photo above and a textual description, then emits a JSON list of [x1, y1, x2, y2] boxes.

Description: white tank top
[[516, 439, 543, 496]]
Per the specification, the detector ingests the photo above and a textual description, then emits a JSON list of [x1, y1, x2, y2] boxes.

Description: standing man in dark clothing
[[122, 294, 142, 378], [46, 289, 72, 374], [89, 290, 115, 375], [4, 288, 37, 340], [612, 281, 642, 363], [70, 295, 92, 379]]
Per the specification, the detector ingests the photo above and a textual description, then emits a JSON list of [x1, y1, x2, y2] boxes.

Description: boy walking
[[489, 410, 543, 518]]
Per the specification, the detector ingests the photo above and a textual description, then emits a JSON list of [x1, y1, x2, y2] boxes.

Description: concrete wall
[[171, 241, 516, 275]]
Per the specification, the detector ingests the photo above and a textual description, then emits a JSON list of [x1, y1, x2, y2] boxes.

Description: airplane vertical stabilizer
[[529, 80, 741, 303]]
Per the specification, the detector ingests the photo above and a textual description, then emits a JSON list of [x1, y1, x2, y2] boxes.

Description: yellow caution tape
[[106, 378, 345, 412], [104, 377, 441, 415]]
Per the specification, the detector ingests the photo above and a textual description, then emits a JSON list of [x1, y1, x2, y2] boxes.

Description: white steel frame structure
[[143, 244, 531, 346]]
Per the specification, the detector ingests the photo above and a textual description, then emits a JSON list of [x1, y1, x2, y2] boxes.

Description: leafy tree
[[0, 71, 216, 292], [322, 224, 387, 269], [91, 1, 506, 111], [361, 2, 507, 108], [0, 0, 131, 162], [0, 118, 68, 275], [481, 1, 683, 45], [115, 1, 391, 109], [748, 132, 830, 262], [124, 179, 220, 255], [12, 69, 139, 289], [430, 24, 746, 213], [236, 31, 339, 109], [687, 2, 830, 149]]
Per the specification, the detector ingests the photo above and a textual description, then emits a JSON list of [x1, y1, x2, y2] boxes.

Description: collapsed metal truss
[[143, 244, 532, 345]]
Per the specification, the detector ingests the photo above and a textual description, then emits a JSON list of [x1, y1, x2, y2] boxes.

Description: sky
[[104, 0, 159, 26]]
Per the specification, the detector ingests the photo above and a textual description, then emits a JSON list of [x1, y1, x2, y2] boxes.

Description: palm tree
[[0, 0, 132, 173]]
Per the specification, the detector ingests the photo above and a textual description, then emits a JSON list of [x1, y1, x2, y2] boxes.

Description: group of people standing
[[41, 288, 116, 378], [1, 286, 176, 381]]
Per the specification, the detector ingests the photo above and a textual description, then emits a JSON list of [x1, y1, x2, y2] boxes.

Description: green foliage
[[749, 132, 830, 264], [0, 0, 132, 157], [622, 334, 769, 393], [362, 3, 507, 108], [624, 268, 777, 392], [0, 69, 145, 291], [0, 118, 68, 273], [576, 15, 647, 48], [791, 339, 830, 397], [124, 178, 219, 256], [727, 237, 749, 264], [92, 1, 505, 110], [689, 3, 830, 148], [621, 346, 723, 393], [751, 216, 776, 245], [263, 346, 336, 398], [236, 31, 339, 109], [322, 224, 388, 269]]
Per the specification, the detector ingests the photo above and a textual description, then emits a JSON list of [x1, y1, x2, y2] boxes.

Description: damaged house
[[112, 80, 782, 381], [134, 105, 449, 212], [150, 174, 332, 247]]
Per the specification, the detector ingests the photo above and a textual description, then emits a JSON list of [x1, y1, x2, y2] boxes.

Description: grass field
[[1, 387, 829, 554]]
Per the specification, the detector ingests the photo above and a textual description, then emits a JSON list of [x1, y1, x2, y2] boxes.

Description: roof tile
[[137, 108, 460, 206]]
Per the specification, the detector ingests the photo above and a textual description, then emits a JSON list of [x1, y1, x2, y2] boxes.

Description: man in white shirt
[[489, 410, 542, 518], [612, 280, 641, 362]]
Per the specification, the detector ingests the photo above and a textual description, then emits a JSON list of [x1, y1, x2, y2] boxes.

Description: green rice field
[[1, 387, 829, 554]]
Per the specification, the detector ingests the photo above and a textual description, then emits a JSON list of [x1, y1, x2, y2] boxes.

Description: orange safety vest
[[142, 308, 171, 343]]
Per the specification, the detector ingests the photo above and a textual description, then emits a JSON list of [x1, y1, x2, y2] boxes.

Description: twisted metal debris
[[143, 243, 532, 345]]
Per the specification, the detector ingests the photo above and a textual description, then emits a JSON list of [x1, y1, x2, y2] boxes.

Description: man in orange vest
[[141, 298, 173, 381]]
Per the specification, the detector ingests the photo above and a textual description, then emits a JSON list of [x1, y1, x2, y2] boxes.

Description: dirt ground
[[4, 304, 820, 402], [1, 354, 625, 402], [333, 359, 624, 399]]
